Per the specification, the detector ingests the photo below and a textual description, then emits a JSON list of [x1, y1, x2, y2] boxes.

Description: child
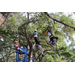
[[33, 29, 38, 38], [14, 40, 23, 57], [34, 35, 46, 58], [32, 29, 46, 58], [32, 29, 39, 45], [46, 29, 59, 51]]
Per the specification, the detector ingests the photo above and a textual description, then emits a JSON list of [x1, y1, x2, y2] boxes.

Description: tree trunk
[[0, 12, 10, 27]]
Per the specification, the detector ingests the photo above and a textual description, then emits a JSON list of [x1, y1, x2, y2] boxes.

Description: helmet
[[46, 30, 48, 34], [14, 41, 17, 43], [35, 29, 37, 31]]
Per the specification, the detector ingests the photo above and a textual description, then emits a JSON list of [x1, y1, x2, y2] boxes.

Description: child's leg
[[56, 44, 59, 50], [38, 45, 43, 54], [53, 37, 58, 41], [49, 37, 52, 44], [53, 42, 59, 50], [50, 37, 54, 43], [53, 39, 56, 42], [49, 41, 52, 44], [38, 45, 46, 57]]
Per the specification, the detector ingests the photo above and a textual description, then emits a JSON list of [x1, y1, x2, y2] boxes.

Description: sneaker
[[42, 55, 46, 58]]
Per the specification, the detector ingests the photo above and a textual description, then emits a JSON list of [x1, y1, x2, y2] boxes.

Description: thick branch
[[19, 16, 39, 59], [20, 17, 38, 28], [44, 12, 75, 30], [0, 12, 10, 27]]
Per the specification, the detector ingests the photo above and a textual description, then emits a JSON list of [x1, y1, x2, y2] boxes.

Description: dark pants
[[50, 37, 58, 42], [34, 37, 40, 45]]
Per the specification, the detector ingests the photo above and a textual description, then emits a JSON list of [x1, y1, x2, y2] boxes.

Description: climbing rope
[[35, 12, 37, 29], [27, 57, 36, 62]]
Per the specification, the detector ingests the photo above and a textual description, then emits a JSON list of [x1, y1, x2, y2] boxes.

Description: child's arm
[[52, 33, 54, 37], [37, 38, 40, 42], [16, 40, 19, 46]]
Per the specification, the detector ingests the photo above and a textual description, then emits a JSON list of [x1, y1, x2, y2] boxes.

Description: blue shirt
[[33, 32, 38, 37]]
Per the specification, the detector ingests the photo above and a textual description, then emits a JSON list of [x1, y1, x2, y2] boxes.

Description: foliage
[[0, 12, 75, 62]]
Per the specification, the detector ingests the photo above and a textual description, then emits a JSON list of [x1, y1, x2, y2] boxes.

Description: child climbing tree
[[32, 29, 46, 58], [46, 28, 59, 51]]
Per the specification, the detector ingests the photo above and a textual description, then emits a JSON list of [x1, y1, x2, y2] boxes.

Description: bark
[[20, 14, 34, 61], [44, 12, 75, 30], [0, 12, 10, 27]]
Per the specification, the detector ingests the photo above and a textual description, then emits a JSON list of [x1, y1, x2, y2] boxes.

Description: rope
[[35, 22, 36, 29], [17, 27, 19, 41], [27, 57, 36, 62], [35, 12, 37, 29]]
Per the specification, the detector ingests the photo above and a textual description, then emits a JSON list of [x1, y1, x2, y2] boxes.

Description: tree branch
[[0, 12, 10, 27], [44, 12, 75, 30]]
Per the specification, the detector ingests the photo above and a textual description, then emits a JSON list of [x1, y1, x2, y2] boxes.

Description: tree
[[0, 12, 75, 62], [0, 12, 23, 61]]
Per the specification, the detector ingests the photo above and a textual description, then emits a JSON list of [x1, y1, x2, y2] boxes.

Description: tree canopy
[[0, 12, 75, 62]]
